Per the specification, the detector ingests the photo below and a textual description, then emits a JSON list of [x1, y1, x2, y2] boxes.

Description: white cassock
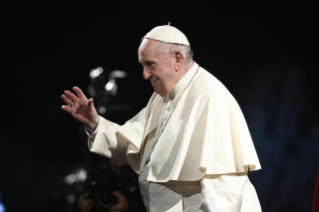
[[88, 62, 262, 211]]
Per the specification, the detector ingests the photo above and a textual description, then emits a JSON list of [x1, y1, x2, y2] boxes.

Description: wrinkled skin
[[138, 39, 191, 97]]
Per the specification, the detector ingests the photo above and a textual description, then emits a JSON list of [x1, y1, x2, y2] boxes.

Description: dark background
[[1, 3, 318, 212]]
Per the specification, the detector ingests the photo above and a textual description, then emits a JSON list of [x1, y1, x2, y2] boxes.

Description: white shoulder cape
[[116, 65, 261, 182]]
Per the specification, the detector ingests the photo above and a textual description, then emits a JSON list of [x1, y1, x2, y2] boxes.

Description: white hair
[[157, 41, 193, 64]]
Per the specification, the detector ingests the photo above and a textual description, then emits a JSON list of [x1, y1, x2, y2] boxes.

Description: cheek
[[155, 63, 173, 83], [162, 68, 175, 83]]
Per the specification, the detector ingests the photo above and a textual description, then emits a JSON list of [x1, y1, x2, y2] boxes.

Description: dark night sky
[[0, 3, 318, 212]]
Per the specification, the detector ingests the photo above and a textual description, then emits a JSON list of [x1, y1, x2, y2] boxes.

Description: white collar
[[168, 62, 198, 99]]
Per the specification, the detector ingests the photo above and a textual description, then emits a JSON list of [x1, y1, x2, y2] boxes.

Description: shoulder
[[190, 66, 232, 100]]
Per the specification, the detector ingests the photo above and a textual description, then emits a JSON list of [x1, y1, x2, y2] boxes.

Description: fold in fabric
[[116, 66, 261, 182]]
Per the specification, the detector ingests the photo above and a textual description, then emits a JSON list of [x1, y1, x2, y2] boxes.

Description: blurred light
[[90, 67, 103, 79], [105, 79, 116, 91], [110, 88, 117, 95], [0, 188, 5, 212], [0, 204, 4, 212], [65, 169, 87, 185], [66, 193, 76, 204], [98, 106, 107, 114], [110, 70, 128, 78], [65, 174, 77, 185], [76, 169, 87, 181]]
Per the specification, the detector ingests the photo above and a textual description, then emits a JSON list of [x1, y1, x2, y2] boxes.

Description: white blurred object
[[98, 106, 107, 114], [110, 70, 128, 78], [65, 169, 87, 185], [90, 67, 103, 79], [65, 174, 77, 185], [105, 79, 118, 95], [105, 79, 116, 91], [76, 169, 87, 182], [87, 67, 129, 115]]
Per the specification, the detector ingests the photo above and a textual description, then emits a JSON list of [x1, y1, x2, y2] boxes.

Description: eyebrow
[[139, 59, 155, 65]]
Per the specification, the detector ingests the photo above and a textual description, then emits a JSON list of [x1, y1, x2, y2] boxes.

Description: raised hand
[[61, 86, 100, 133]]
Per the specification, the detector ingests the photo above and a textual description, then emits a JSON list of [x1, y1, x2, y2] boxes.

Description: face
[[138, 39, 178, 97]]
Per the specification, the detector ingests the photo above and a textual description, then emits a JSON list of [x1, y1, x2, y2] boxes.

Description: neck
[[162, 61, 195, 98]]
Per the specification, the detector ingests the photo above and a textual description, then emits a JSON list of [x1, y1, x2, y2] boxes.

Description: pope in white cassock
[[62, 25, 262, 212]]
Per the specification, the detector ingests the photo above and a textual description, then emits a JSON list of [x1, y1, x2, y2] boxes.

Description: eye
[[145, 61, 154, 66]]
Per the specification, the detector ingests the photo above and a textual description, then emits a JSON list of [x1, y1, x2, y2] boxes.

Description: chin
[[154, 86, 168, 97]]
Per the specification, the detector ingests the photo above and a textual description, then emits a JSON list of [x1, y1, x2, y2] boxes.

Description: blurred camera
[[83, 163, 138, 212], [84, 163, 117, 211]]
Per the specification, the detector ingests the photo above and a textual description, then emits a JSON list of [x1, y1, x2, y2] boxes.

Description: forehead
[[138, 39, 160, 62]]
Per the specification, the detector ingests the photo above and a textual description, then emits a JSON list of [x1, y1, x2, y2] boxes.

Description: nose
[[143, 69, 151, 80]]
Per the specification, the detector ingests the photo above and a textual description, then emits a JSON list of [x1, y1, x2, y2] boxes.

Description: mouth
[[150, 78, 159, 85]]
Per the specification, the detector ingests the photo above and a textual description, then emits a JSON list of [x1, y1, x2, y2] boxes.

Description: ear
[[174, 51, 184, 71]]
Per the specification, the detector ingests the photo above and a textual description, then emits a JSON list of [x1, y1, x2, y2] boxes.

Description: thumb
[[87, 98, 95, 111], [112, 191, 122, 198]]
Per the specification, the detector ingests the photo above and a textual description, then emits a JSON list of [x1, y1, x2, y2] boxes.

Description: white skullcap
[[144, 24, 190, 46]]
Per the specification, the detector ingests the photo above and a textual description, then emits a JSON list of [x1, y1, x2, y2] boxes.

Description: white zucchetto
[[144, 25, 190, 46]]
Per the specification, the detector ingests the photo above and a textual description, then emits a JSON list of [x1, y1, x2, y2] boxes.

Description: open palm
[[61, 86, 99, 133]]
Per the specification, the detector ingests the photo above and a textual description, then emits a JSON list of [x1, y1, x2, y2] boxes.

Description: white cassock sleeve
[[199, 174, 262, 212], [87, 116, 128, 161]]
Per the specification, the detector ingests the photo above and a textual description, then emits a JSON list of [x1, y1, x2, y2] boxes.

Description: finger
[[64, 90, 78, 102], [112, 191, 121, 197], [111, 191, 128, 210], [61, 94, 73, 106], [61, 105, 72, 113], [85, 98, 98, 118], [112, 191, 125, 200], [73, 86, 86, 99], [87, 98, 95, 111]]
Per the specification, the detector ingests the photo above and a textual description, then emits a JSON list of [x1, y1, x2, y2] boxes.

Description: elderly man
[[62, 25, 262, 211]]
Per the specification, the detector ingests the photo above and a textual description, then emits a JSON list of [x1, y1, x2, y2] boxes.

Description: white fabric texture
[[88, 118, 126, 161], [114, 63, 261, 182], [87, 119, 262, 211], [87, 62, 262, 211], [200, 189, 242, 212], [199, 174, 262, 212]]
